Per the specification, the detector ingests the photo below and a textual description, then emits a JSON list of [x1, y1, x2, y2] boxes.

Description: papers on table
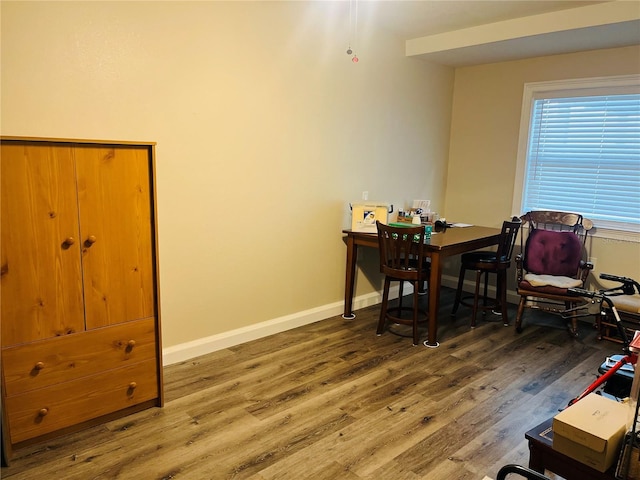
[[451, 223, 473, 228]]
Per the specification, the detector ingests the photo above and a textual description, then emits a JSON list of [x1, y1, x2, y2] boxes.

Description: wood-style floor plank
[[2, 288, 613, 479]]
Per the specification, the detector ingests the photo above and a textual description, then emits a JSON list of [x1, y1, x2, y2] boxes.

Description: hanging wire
[[347, 0, 359, 62]]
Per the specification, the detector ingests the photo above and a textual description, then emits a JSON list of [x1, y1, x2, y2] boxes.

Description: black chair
[[451, 218, 521, 327], [376, 221, 429, 346]]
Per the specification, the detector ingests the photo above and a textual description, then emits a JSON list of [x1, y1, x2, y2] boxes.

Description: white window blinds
[[523, 93, 640, 231]]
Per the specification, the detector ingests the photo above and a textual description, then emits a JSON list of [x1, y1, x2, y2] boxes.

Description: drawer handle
[[84, 235, 97, 247], [124, 339, 136, 353], [63, 237, 75, 247], [38, 408, 49, 417], [34, 361, 45, 371], [127, 382, 138, 395]]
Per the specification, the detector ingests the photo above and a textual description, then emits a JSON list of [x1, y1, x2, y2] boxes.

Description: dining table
[[342, 225, 502, 347]]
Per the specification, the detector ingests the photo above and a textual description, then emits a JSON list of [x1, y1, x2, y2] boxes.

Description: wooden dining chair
[[514, 210, 594, 336], [375, 221, 429, 346], [451, 218, 521, 327]]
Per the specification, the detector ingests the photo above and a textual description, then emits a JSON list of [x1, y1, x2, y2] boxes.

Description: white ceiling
[[355, 0, 640, 66]]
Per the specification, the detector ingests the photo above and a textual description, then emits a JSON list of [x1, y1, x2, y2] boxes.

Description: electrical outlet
[[362, 191, 368, 200], [589, 257, 597, 268]]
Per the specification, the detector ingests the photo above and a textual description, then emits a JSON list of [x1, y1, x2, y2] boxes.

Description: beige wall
[[1, 2, 454, 353], [5, 2, 636, 357], [445, 45, 640, 289]]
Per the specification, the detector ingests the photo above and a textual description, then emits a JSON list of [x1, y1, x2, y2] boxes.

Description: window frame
[[512, 74, 640, 243]]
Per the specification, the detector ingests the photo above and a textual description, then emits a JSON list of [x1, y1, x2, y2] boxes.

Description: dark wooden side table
[[525, 418, 617, 480]]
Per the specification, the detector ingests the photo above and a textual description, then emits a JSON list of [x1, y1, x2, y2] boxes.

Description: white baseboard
[[162, 285, 401, 366], [162, 277, 521, 367]]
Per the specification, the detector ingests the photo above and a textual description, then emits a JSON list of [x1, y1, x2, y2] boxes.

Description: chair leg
[[397, 280, 404, 316], [451, 265, 466, 316], [515, 296, 526, 333], [498, 271, 509, 326], [471, 270, 482, 328], [595, 311, 603, 340], [418, 279, 427, 295], [566, 301, 579, 337], [482, 270, 489, 312], [377, 277, 391, 335], [412, 281, 420, 346]]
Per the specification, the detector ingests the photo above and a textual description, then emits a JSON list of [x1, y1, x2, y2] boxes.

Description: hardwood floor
[[2, 288, 613, 479]]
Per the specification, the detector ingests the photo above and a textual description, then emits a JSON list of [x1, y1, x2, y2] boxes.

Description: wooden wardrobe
[[0, 137, 163, 459]]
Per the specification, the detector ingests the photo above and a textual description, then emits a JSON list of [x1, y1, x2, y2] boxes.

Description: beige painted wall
[[445, 45, 640, 289], [1, 2, 454, 350]]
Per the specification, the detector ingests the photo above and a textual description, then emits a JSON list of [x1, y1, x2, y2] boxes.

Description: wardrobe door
[[0, 143, 84, 345], [75, 146, 155, 329]]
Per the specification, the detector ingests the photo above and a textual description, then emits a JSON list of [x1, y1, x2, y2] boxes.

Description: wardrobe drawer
[[2, 318, 157, 396], [5, 358, 158, 444]]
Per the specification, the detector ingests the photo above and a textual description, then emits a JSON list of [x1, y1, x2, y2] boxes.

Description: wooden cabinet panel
[[5, 359, 158, 444], [1, 137, 162, 460], [2, 318, 157, 396], [75, 146, 156, 329], [0, 143, 85, 345]]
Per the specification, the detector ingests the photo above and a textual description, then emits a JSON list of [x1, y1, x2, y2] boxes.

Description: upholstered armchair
[[514, 211, 594, 336]]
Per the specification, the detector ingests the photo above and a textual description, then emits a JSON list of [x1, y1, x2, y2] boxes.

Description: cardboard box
[[351, 203, 390, 233], [553, 393, 629, 472]]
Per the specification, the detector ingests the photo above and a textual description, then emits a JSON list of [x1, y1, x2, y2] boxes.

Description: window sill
[[591, 227, 640, 243]]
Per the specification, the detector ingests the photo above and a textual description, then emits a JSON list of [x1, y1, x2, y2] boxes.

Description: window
[[513, 75, 640, 238]]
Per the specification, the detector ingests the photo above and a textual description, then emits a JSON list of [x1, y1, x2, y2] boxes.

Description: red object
[[568, 353, 638, 406]]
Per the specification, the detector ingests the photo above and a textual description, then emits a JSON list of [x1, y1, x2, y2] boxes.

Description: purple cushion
[[523, 229, 582, 277]]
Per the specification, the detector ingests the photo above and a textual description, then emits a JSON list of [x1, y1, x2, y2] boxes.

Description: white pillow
[[524, 273, 583, 289]]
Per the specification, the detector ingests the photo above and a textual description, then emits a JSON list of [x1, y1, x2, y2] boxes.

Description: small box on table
[[351, 203, 390, 233], [552, 393, 629, 472], [389, 222, 432, 238]]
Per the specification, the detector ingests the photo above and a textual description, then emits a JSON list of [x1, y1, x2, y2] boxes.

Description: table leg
[[527, 442, 545, 473], [425, 253, 441, 347], [343, 235, 357, 319]]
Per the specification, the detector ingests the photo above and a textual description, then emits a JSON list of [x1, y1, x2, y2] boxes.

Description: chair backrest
[[496, 218, 522, 263], [520, 210, 593, 236], [376, 221, 426, 280], [520, 210, 593, 277]]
